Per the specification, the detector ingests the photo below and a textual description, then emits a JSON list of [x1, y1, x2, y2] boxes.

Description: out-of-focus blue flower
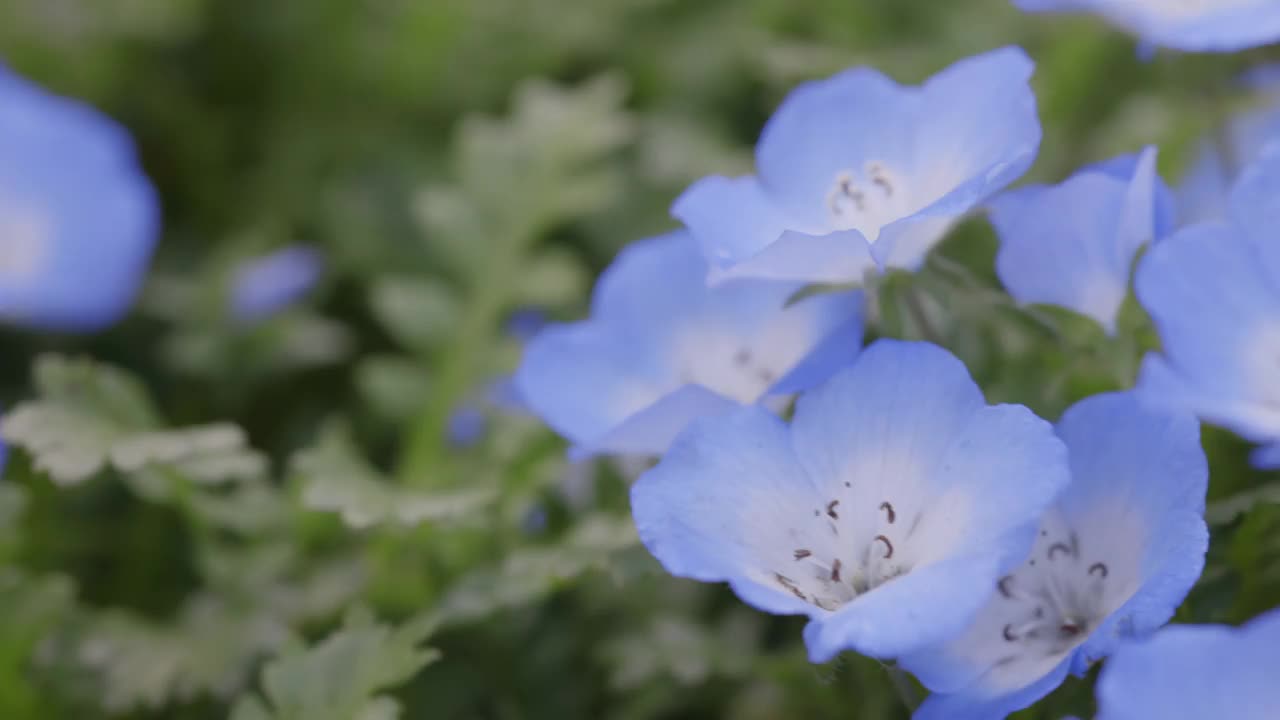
[[672, 47, 1040, 286], [230, 245, 323, 322], [446, 405, 487, 448], [990, 147, 1173, 332], [1014, 0, 1280, 53], [1136, 144, 1280, 467], [905, 392, 1207, 720], [505, 308, 548, 343], [1177, 103, 1280, 225], [0, 63, 159, 332], [1095, 607, 1280, 720], [515, 230, 864, 459], [631, 340, 1068, 662]]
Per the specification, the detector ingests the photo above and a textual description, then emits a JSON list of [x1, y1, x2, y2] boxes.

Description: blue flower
[[1014, 0, 1280, 53], [515, 230, 863, 459], [630, 340, 1068, 662], [990, 147, 1173, 332], [230, 245, 323, 322], [1136, 144, 1280, 467], [0, 63, 159, 332], [1095, 607, 1280, 720], [672, 48, 1040, 286], [903, 392, 1208, 720], [1176, 88, 1280, 226]]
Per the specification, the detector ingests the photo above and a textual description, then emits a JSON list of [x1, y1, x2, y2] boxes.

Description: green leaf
[[369, 276, 460, 352], [230, 608, 439, 720], [1, 356, 264, 487], [355, 356, 433, 422], [294, 423, 496, 529]]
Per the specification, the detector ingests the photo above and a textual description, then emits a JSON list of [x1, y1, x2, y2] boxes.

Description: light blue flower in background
[[904, 392, 1208, 720], [990, 147, 1173, 333], [1136, 144, 1280, 468], [672, 47, 1040, 286], [1095, 607, 1280, 720], [1176, 78, 1280, 226], [1014, 0, 1280, 53], [631, 340, 1068, 662], [515, 230, 863, 459], [0, 63, 159, 332], [230, 245, 323, 322]]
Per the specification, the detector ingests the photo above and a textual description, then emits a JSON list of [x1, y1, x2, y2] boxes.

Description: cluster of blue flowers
[[515, 17, 1280, 719]]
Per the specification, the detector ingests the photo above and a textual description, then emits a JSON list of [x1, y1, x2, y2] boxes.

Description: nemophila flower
[[230, 245, 323, 322], [0, 63, 159, 331], [990, 147, 1174, 332], [515, 230, 863, 459], [1095, 607, 1280, 720], [1136, 144, 1280, 468], [672, 47, 1040, 286], [904, 392, 1208, 720], [631, 340, 1068, 662], [1177, 85, 1280, 225], [1013, 0, 1280, 53]]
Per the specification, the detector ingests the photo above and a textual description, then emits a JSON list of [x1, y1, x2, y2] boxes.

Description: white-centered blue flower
[[630, 340, 1069, 662], [903, 392, 1208, 720], [672, 47, 1040, 286], [230, 245, 324, 322], [0, 63, 159, 331], [1014, 0, 1280, 53], [1095, 607, 1280, 720], [515, 230, 863, 459], [1136, 144, 1280, 467], [990, 147, 1173, 333]]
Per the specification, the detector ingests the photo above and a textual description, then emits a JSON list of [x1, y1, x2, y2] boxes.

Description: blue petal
[[704, 229, 881, 285], [1054, 392, 1208, 664], [912, 656, 1071, 720], [230, 245, 323, 322], [1095, 609, 1280, 720], [1175, 142, 1232, 226], [1135, 221, 1280, 440], [1013, 0, 1280, 52], [992, 147, 1161, 333], [630, 406, 823, 616], [755, 67, 914, 223], [1250, 441, 1280, 468], [567, 384, 739, 461], [670, 175, 796, 275], [0, 63, 159, 332], [805, 552, 1006, 662]]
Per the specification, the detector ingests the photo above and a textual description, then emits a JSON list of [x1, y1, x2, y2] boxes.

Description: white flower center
[[771, 498, 910, 611], [991, 527, 1113, 663], [0, 193, 51, 284], [824, 162, 910, 240]]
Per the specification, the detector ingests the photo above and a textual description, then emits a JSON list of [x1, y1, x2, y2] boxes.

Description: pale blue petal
[[1135, 221, 1280, 440], [630, 406, 823, 614], [913, 657, 1071, 720], [1176, 142, 1231, 226], [589, 231, 711, 343], [1013, 0, 1280, 52], [0, 63, 159, 332], [768, 303, 864, 395], [1250, 441, 1280, 468], [1055, 393, 1208, 665], [992, 147, 1160, 333], [705, 229, 880, 285], [670, 175, 795, 274], [1228, 142, 1280, 278], [805, 552, 1006, 662], [230, 245, 323, 322], [567, 384, 739, 461], [1096, 609, 1280, 720], [755, 67, 915, 223]]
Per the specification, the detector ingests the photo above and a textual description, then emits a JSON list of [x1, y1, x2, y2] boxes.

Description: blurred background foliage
[[0, 0, 1278, 718]]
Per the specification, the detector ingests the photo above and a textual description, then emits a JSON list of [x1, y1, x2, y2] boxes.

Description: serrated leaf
[[369, 276, 459, 351], [434, 514, 638, 626], [232, 608, 439, 720], [0, 356, 264, 487], [294, 423, 496, 529]]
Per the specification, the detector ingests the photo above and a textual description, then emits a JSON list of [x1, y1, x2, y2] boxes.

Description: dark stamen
[[1048, 542, 1072, 560], [826, 500, 840, 520], [1089, 562, 1108, 578], [775, 573, 807, 601], [793, 549, 812, 561], [997, 576, 1014, 598], [879, 501, 896, 524], [874, 535, 893, 559], [733, 349, 752, 367], [830, 558, 843, 583], [1003, 624, 1018, 642]]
